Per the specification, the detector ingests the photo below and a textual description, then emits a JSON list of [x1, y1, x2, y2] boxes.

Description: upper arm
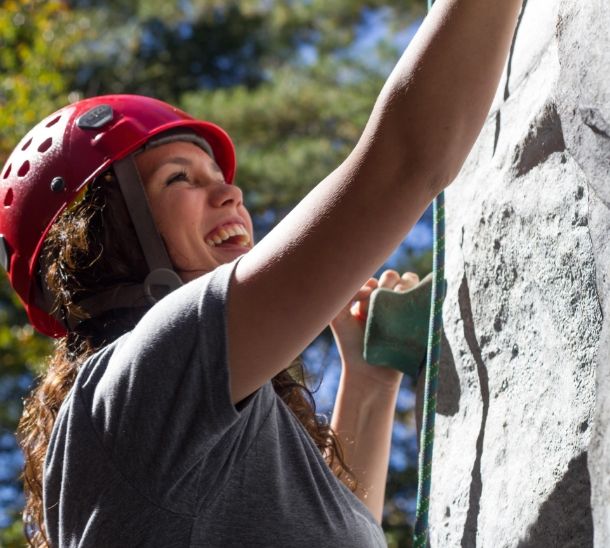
[[227, 146, 434, 403]]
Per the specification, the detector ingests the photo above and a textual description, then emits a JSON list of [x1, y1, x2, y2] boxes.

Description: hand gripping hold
[[363, 273, 444, 381]]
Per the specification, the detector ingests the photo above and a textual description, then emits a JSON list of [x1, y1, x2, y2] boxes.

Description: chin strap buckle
[[144, 268, 184, 302]]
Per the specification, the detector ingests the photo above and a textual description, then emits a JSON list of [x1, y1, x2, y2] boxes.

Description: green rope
[[413, 192, 444, 546], [413, 4, 445, 545]]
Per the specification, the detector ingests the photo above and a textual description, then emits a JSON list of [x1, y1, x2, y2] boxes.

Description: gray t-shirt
[[44, 261, 387, 547]]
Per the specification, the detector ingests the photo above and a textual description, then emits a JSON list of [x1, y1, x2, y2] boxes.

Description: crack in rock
[[458, 275, 490, 548], [580, 107, 610, 139], [494, 0, 529, 156]]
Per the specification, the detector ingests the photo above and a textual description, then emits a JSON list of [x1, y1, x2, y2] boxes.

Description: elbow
[[395, 146, 460, 200], [353, 112, 471, 200], [369, 125, 468, 200], [401, 123, 476, 197]]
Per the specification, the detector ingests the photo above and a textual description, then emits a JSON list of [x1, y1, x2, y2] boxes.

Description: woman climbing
[[1, 0, 523, 545]]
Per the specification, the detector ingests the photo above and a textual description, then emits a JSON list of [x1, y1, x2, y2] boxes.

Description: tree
[[0, 0, 86, 160]]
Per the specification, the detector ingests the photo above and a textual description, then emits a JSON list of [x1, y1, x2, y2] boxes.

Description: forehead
[[134, 141, 215, 179]]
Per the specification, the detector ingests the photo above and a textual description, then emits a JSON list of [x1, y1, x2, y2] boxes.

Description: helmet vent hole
[[4, 188, 13, 207], [38, 137, 53, 153], [45, 115, 61, 128], [18, 161, 30, 177], [21, 138, 33, 151], [2, 164, 10, 179]]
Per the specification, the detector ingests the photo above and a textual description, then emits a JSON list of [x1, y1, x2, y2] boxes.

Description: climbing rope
[[413, 3, 446, 545], [413, 192, 445, 546]]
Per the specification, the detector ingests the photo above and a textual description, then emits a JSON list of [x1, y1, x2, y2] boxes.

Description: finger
[[402, 271, 419, 283], [353, 285, 374, 302], [350, 278, 379, 321], [352, 278, 378, 302], [395, 271, 420, 292], [365, 277, 379, 290], [352, 291, 379, 322], [378, 269, 400, 289], [350, 300, 367, 322]]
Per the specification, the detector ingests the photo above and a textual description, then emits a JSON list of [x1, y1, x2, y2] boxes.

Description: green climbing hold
[[363, 273, 433, 381]]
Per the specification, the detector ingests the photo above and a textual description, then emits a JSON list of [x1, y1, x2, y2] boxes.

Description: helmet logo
[[50, 177, 66, 192], [76, 104, 114, 130]]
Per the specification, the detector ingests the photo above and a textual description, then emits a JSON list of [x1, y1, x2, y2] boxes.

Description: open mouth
[[205, 222, 251, 248]]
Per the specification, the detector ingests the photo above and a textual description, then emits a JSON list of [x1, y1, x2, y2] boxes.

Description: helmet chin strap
[[60, 155, 183, 329], [112, 154, 183, 298]]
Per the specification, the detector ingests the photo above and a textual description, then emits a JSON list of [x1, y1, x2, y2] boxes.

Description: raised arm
[[329, 270, 419, 521], [228, 0, 523, 403]]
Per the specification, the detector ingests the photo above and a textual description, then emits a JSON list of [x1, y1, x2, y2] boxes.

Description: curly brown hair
[[16, 171, 355, 547]]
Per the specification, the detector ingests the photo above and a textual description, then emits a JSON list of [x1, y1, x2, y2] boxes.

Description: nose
[[209, 182, 243, 209]]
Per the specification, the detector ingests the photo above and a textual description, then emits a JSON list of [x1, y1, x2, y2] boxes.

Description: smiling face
[[135, 140, 254, 282]]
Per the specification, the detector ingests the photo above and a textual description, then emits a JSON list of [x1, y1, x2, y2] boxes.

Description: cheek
[[152, 192, 191, 226], [159, 218, 207, 272], [150, 203, 173, 236], [150, 199, 200, 248]]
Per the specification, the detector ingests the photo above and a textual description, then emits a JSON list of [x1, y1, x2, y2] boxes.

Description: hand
[[330, 269, 420, 390]]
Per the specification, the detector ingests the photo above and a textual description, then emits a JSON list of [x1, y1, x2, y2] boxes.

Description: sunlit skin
[[135, 141, 254, 282]]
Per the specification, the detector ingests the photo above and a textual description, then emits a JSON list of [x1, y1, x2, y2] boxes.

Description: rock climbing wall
[[430, 0, 609, 546]]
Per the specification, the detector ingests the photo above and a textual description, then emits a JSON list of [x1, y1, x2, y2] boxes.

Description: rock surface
[[429, 0, 609, 545]]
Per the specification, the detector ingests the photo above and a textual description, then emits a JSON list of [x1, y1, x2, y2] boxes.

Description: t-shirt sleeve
[[78, 260, 254, 512]]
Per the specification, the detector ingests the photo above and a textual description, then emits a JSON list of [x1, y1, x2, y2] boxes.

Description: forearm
[[331, 369, 400, 523], [360, 0, 524, 190]]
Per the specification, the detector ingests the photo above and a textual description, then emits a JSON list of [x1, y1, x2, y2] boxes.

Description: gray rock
[[429, 0, 609, 545]]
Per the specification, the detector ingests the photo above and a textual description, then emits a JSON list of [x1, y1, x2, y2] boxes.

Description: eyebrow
[[153, 156, 193, 172], [152, 156, 223, 175]]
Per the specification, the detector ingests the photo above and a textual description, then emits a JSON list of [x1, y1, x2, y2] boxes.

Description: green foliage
[[0, 0, 85, 161], [183, 61, 382, 211], [64, 0, 424, 101], [0, 514, 27, 548]]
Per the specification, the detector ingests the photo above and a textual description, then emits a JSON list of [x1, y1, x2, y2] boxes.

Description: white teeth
[[206, 223, 251, 247]]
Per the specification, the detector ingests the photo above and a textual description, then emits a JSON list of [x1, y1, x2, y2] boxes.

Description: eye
[[165, 169, 189, 186]]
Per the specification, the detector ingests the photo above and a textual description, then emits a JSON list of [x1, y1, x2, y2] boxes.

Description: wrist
[[340, 364, 403, 395]]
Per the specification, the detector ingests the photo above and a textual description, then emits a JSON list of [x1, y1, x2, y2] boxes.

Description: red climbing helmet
[[0, 95, 236, 337]]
